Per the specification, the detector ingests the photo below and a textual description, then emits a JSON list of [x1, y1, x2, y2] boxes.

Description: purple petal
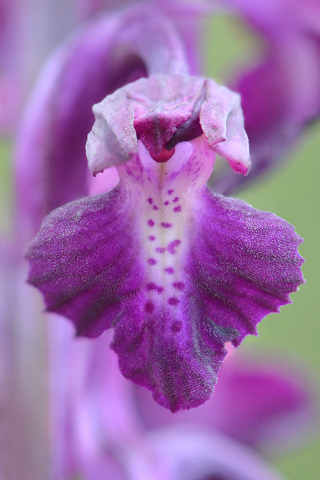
[[212, 0, 320, 194], [26, 166, 304, 411], [187, 188, 304, 345], [49, 327, 139, 480], [26, 183, 144, 338], [86, 74, 250, 175], [205, 355, 317, 451], [15, 4, 189, 234]]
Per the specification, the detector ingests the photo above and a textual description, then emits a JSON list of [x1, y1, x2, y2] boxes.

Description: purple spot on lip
[[168, 297, 179, 306], [148, 198, 153, 204], [147, 258, 156, 265], [173, 281, 185, 290], [149, 236, 155, 241], [153, 205, 158, 210], [146, 282, 163, 293], [174, 206, 181, 212], [165, 267, 174, 274], [173, 197, 179, 203], [167, 239, 181, 254], [171, 320, 182, 332], [145, 301, 155, 313], [161, 222, 172, 228], [168, 190, 174, 195], [148, 219, 155, 227], [156, 247, 166, 254], [164, 201, 169, 206]]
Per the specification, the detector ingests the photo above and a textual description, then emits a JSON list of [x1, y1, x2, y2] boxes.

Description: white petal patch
[[117, 139, 214, 314]]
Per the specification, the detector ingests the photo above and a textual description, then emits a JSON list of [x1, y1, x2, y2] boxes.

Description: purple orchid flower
[[211, 0, 320, 194], [22, 3, 305, 412], [14, 1, 207, 238]]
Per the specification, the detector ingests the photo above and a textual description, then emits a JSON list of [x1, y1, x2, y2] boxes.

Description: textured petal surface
[[25, 36, 303, 412], [187, 187, 304, 345], [26, 152, 304, 411], [87, 74, 250, 175], [26, 183, 144, 338]]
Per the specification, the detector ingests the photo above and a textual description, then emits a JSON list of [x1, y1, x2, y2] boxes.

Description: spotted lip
[[25, 133, 304, 412], [25, 73, 303, 412]]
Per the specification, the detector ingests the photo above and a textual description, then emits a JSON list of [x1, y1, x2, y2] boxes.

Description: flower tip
[[229, 158, 251, 176], [92, 169, 105, 177], [151, 146, 176, 163]]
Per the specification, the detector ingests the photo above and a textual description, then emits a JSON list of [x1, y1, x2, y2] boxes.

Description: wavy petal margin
[[26, 177, 304, 411]]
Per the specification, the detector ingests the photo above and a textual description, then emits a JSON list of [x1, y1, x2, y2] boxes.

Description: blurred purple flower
[[50, 329, 315, 479], [211, 0, 320, 193], [14, 1, 206, 236], [21, 3, 304, 412], [134, 350, 316, 451]]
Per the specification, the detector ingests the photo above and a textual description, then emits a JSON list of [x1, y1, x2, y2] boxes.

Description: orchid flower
[[22, 3, 305, 412], [211, 0, 320, 194]]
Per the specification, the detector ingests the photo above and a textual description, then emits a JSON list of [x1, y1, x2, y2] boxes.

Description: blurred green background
[[205, 15, 320, 480], [0, 11, 319, 480]]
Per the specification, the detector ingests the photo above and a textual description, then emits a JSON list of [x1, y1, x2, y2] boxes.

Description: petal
[[26, 182, 144, 338], [200, 80, 250, 175], [187, 187, 304, 345], [50, 328, 138, 480], [87, 74, 249, 175], [149, 426, 285, 480], [87, 74, 206, 173], [26, 139, 304, 411], [211, 0, 320, 194], [204, 355, 317, 451], [87, 89, 138, 174], [15, 4, 189, 234]]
